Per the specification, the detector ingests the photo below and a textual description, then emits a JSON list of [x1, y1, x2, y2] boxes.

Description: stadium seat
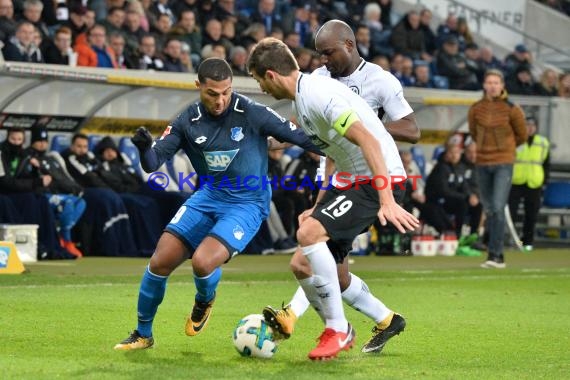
[[410, 146, 427, 178], [88, 135, 102, 151], [50, 134, 71, 153], [543, 182, 570, 208], [119, 137, 142, 176], [433, 75, 450, 89], [432, 145, 445, 161]]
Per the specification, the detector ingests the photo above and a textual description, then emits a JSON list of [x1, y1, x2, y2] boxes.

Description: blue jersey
[[142, 92, 318, 206]]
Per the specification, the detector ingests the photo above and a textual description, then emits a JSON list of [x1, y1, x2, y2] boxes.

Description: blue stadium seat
[[119, 137, 142, 176], [88, 135, 102, 151], [410, 146, 427, 178], [543, 182, 570, 208], [432, 75, 449, 89], [50, 134, 71, 153], [432, 145, 445, 161]]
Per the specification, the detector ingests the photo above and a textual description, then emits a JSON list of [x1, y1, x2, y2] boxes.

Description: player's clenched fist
[[131, 126, 153, 151]]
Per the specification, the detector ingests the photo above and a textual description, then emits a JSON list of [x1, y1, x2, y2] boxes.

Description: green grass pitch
[[1, 249, 569, 379]]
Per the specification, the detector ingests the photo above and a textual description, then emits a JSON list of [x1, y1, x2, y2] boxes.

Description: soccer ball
[[232, 314, 277, 359]]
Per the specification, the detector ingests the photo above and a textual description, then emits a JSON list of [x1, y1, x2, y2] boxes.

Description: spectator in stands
[[455, 17, 473, 51], [436, 35, 479, 90], [280, 30, 300, 50], [102, 6, 126, 37], [400, 55, 415, 86], [362, 2, 383, 37], [371, 54, 390, 71], [168, 10, 201, 65], [228, 45, 248, 76], [0, 0, 16, 43], [478, 46, 504, 72], [171, 0, 198, 21], [221, 16, 237, 46], [436, 13, 459, 49], [84, 8, 96, 30], [509, 116, 550, 252], [389, 52, 405, 82], [411, 62, 435, 88], [122, 9, 145, 53], [151, 13, 171, 52], [250, 0, 284, 35], [419, 8, 436, 55], [179, 41, 194, 72], [148, 0, 174, 25], [504, 44, 533, 77], [468, 69, 527, 269], [202, 17, 222, 46], [109, 32, 138, 69], [559, 72, 570, 97], [294, 47, 313, 73], [399, 149, 425, 214], [390, 10, 428, 61], [41, 25, 77, 65], [21, 0, 48, 38], [61, 133, 138, 257], [63, 4, 87, 45], [127, 0, 149, 32], [137, 33, 164, 70], [76, 24, 118, 68], [1, 20, 43, 62], [162, 38, 188, 72], [291, 4, 312, 47], [506, 64, 539, 96], [239, 22, 266, 48], [424, 142, 481, 238], [20, 125, 85, 257], [354, 23, 375, 61], [0, 127, 75, 260], [464, 43, 485, 82], [535, 68, 560, 96]]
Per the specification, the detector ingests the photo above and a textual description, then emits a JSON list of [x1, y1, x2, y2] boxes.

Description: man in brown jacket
[[468, 69, 527, 268]]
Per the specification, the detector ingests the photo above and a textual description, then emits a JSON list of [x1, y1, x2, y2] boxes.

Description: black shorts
[[311, 182, 404, 263]]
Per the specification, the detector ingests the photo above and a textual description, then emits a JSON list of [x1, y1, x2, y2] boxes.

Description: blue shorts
[[165, 190, 268, 257]]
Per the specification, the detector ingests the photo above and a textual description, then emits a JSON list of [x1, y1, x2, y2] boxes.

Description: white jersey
[[312, 59, 413, 180], [293, 73, 405, 183]]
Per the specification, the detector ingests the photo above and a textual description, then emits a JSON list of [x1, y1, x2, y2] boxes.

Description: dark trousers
[[508, 184, 542, 246]]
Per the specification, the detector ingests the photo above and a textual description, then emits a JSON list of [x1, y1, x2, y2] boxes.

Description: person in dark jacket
[[41, 26, 76, 65], [424, 142, 482, 237], [1, 20, 43, 62], [436, 35, 479, 90], [389, 10, 427, 61], [61, 133, 138, 257], [20, 125, 85, 257]]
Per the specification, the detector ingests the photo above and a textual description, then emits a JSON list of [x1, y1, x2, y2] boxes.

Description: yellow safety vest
[[512, 135, 549, 189]]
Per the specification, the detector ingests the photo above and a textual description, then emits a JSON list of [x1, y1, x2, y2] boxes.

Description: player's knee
[[149, 255, 175, 277], [191, 255, 214, 277], [296, 219, 323, 246], [290, 253, 310, 279]]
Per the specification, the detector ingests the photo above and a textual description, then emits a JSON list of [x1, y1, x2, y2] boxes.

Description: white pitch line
[[2, 272, 570, 290]]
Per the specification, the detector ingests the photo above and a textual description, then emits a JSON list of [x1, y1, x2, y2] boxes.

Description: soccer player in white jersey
[[264, 19, 420, 355], [248, 37, 420, 360]]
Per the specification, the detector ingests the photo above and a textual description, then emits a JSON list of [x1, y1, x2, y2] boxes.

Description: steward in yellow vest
[[508, 117, 550, 252]]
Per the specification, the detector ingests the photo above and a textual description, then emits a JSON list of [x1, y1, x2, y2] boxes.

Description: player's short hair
[[247, 37, 299, 77], [197, 58, 233, 83]]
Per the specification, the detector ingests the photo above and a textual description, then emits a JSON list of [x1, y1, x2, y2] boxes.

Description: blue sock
[[137, 266, 168, 337], [194, 267, 222, 302]]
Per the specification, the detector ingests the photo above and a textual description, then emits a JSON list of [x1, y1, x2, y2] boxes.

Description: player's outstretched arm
[[343, 120, 419, 233]]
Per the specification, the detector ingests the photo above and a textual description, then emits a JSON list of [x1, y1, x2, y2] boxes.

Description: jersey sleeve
[[145, 111, 186, 171], [256, 105, 322, 154], [376, 71, 414, 121]]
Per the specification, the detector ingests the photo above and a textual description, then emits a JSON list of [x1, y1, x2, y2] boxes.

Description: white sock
[[301, 242, 347, 332], [289, 286, 311, 318], [298, 277, 324, 322], [342, 273, 391, 324]]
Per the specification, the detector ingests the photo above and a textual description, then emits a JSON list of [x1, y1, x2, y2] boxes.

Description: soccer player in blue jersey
[[114, 58, 320, 350]]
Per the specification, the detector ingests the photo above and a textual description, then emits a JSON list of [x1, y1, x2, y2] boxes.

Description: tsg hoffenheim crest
[[233, 225, 245, 240], [231, 127, 244, 142]]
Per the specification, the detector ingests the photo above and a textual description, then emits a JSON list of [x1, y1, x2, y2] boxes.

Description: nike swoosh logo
[[321, 209, 335, 220], [340, 113, 352, 128], [192, 317, 208, 332], [338, 326, 353, 347]]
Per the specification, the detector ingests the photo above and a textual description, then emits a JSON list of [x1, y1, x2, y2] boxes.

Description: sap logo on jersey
[[204, 149, 239, 171]]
